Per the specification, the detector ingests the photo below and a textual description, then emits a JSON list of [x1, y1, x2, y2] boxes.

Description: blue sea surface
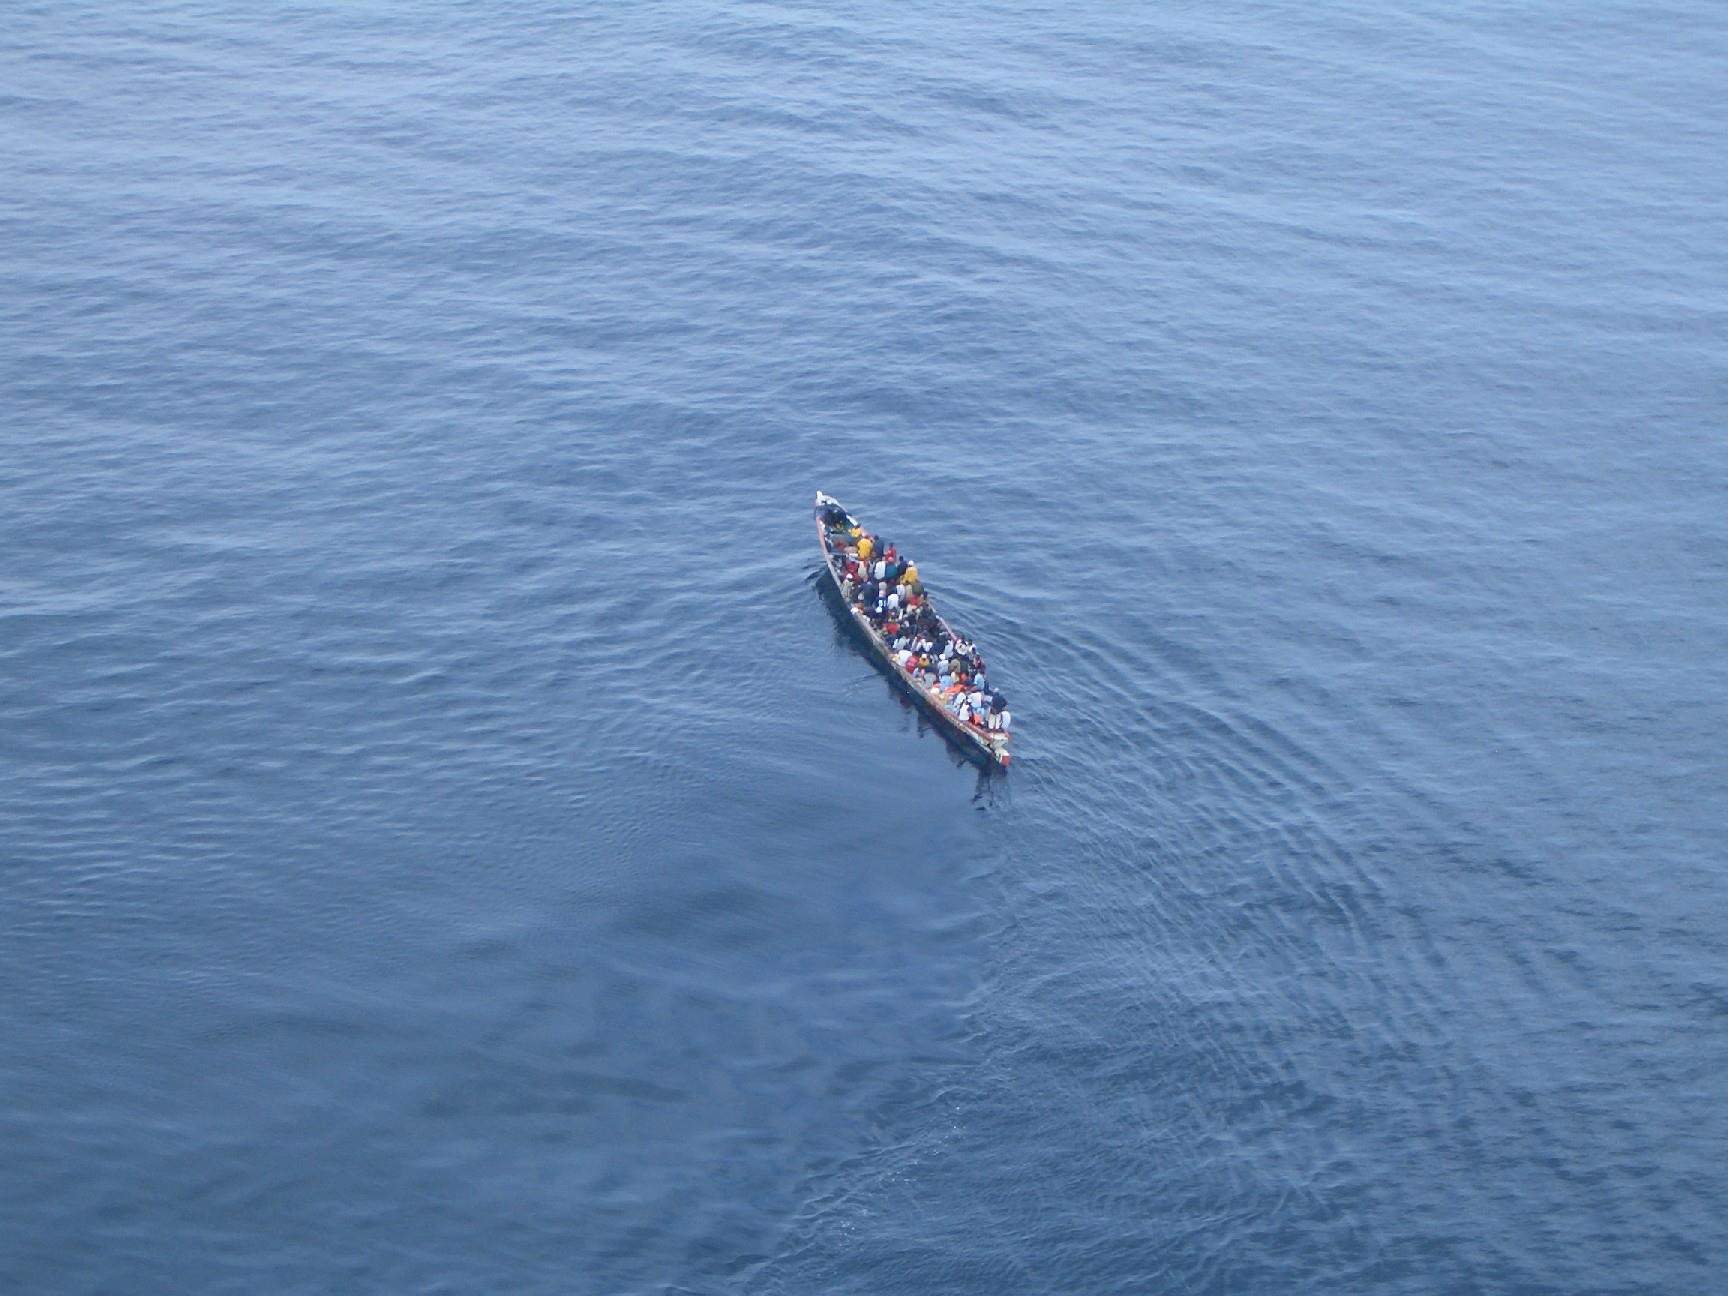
[[3, 2, 1726, 1292]]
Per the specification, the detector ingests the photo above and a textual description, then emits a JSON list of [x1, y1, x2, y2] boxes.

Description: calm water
[[4, 2, 1725, 1292]]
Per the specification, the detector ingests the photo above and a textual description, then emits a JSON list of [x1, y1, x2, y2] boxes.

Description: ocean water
[[3, 1, 1725, 1292]]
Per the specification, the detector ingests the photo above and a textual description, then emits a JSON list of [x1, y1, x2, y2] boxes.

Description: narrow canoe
[[813, 491, 1012, 769]]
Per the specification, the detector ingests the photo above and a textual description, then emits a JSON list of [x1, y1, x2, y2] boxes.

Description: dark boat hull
[[813, 494, 1011, 769]]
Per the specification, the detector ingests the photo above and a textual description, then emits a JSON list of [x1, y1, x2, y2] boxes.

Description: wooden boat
[[813, 491, 1012, 769]]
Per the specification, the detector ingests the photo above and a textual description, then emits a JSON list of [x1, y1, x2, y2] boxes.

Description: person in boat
[[857, 534, 874, 564]]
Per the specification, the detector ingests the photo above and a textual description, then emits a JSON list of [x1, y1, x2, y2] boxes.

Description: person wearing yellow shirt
[[857, 535, 874, 563]]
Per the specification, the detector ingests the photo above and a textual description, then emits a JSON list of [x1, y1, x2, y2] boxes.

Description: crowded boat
[[814, 492, 1012, 767]]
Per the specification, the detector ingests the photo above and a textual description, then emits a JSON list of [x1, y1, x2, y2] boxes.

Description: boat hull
[[813, 495, 1011, 769]]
